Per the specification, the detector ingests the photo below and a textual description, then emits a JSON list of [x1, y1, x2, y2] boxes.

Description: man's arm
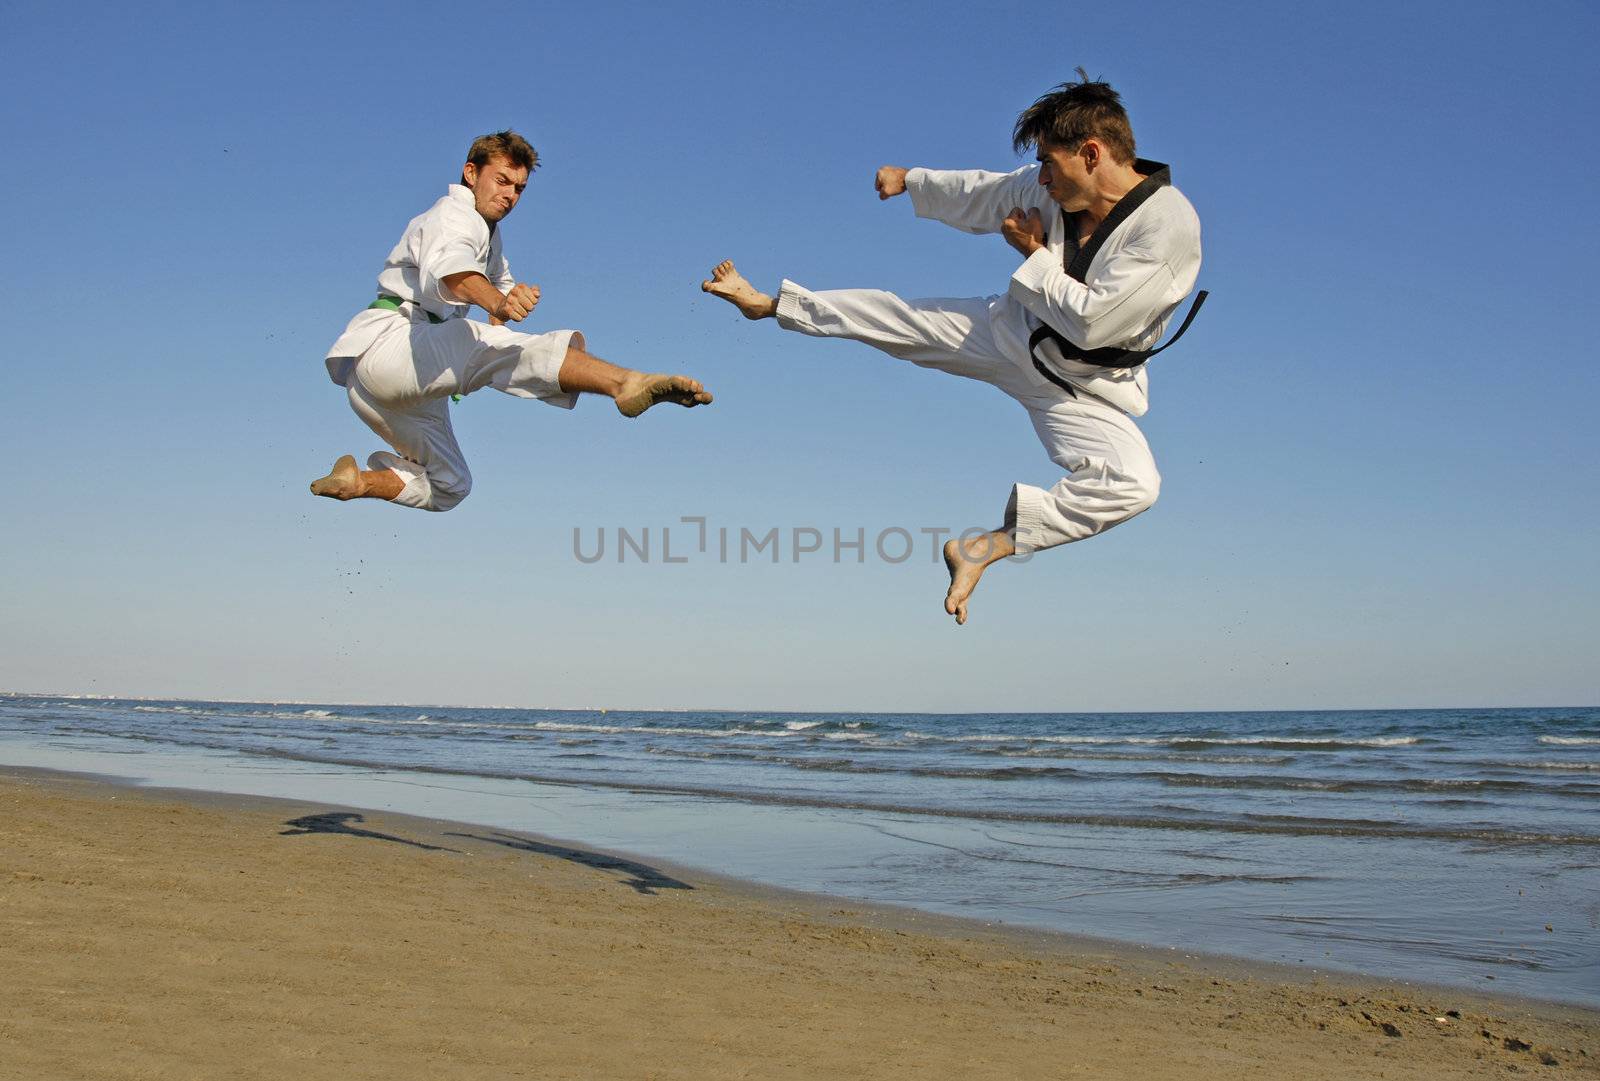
[[877, 164, 1050, 235], [1008, 239, 1179, 351], [414, 206, 536, 322], [441, 272, 540, 324]]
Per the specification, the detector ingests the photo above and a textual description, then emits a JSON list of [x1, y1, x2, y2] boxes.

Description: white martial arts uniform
[[775, 162, 1201, 553], [323, 184, 577, 511]]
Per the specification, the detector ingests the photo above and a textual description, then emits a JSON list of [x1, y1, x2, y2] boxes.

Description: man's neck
[[1079, 162, 1147, 232]]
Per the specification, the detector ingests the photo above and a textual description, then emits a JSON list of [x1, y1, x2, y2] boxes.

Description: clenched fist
[[875, 165, 908, 200], [1001, 207, 1045, 256], [494, 282, 541, 323]]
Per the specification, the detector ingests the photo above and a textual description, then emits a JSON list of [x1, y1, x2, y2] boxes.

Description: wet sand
[[2, 767, 1594, 1080]]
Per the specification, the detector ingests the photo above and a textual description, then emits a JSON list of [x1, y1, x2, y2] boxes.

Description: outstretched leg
[[556, 336, 713, 418], [702, 261, 1032, 395], [942, 529, 1016, 626], [309, 454, 405, 502], [703, 261, 1037, 625], [702, 261, 778, 320]]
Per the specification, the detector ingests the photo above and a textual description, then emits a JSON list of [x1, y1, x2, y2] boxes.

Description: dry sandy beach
[[3, 767, 1594, 1081]]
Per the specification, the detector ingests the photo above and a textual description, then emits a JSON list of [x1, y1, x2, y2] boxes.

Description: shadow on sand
[[277, 813, 693, 896], [445, 831, 694, 896], [280, 811, 458, 852]]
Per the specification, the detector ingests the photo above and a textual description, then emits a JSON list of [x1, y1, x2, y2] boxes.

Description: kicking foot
[[943, 535, 1008, 626], [309, 454, 363, 500], [701, 260, 777, 319], [616, 373, 714, 418]]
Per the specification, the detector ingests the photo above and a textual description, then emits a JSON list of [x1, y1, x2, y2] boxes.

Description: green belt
[[369, 294, 444, 324]]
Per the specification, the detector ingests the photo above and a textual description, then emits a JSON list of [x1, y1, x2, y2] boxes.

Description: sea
[[2, 694, 1596, 1006]]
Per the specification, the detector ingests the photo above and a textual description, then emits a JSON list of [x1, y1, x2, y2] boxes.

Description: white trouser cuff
[[774, 279, 823, 335], [366, 452, 467, 512], [494, 328, 577, 409], [1008, 483, 1049, 555]]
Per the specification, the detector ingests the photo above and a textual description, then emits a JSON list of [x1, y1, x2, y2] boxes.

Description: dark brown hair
[[463, 130, 539, 180], [1012, 70, 1136, 164]]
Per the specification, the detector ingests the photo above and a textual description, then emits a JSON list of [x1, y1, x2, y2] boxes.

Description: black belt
[[1029, 289, 1210, 393]]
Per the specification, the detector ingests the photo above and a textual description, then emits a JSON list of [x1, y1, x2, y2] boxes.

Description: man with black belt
[[702, 74, 1204, 624], [312, 130, 712, 512]]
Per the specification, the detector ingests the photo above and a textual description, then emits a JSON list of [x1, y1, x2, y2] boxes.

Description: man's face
[[462, 155, 529, 224], [1035, 139, 1096, 212]]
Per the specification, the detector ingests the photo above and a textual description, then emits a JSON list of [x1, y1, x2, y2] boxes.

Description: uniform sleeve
[[1008, 241, 1178, 350], [906, 165, 1051, 235], [416, 205, 492, 310]]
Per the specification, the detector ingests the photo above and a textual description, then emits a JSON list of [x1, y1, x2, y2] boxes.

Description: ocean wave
[[1152, 773, 1587, 799], [625, 746, 1600, 797], [20, 716, 1600, 847], [904, 731, 1421, 750], [521, 719, 879, 741], [1174, 736, 1422, 749], [128, 704, 408, 728], [978, 746, 1295, 765], [529, 720, 781, 738], [973, 747, 1298, 766], [54, 704, 877, 741], [646, 745, 1091, 781], [142, 744, 1600, 846], [1538, 736, 1600, 746], [1146, 772, 1599, 797], [134, 704, 214, 716]]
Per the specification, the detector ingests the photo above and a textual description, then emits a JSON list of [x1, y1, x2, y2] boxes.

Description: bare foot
[[616, 373, 714, 418], [309, 454, 363, 500], [701, 260, 777, 319], [942, 533, 1013, 626]]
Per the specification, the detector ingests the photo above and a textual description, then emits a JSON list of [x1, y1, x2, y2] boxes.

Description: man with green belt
[[312, 130, 712, 512]]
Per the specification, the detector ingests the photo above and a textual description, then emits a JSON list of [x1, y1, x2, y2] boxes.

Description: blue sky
[[1, 0, 1596, 711]]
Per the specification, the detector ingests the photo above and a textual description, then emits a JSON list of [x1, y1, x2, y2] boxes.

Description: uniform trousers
[[344, 311, 576, 511], [775, 281, 1160, 552]]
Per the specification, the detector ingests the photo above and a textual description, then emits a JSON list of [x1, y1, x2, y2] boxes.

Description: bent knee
[[426, 473, 472, 512], [1096, 465, 1159, 527], [1127, 469, 1161, 516]]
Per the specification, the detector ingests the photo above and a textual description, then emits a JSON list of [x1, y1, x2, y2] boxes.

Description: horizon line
[[3, 689, 1594, 717]]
